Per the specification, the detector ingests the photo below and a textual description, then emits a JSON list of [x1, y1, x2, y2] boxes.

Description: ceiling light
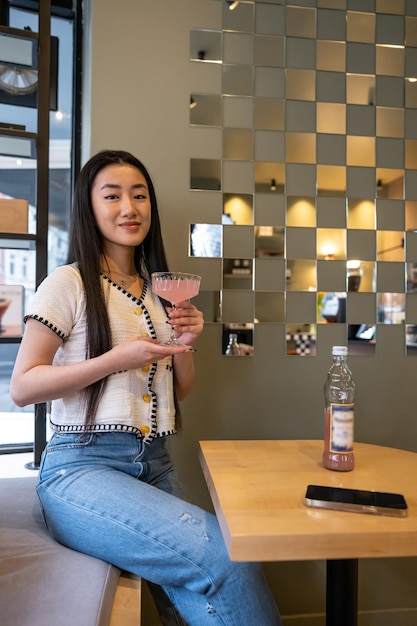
[[190, 96, 197, 110], [227, 1, 240, 10], [270, 178, 277, 191]]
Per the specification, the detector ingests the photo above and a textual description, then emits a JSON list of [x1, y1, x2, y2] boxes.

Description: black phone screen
[[305, 484, 407, 511]]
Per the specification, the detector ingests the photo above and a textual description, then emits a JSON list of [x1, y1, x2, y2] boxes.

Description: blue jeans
[[37, 432, 282, 626]]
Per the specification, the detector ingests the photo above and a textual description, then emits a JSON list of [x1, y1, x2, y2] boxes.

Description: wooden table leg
[[326, 559, 358, 626]]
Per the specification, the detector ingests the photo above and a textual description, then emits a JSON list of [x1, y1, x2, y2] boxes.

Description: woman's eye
[[104, 194, 118, 200]]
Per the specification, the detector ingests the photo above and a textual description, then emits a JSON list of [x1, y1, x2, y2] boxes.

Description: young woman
[[10, 150, 282, 626]]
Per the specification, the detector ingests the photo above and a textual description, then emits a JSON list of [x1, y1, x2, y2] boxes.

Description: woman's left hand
[[167, 300, 204, 346]]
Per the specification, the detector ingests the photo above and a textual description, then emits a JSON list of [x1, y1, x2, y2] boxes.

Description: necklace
[[104, 269, 138, 287], [101, 256, 139, 288]]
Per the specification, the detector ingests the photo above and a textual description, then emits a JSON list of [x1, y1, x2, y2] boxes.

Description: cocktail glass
[[151, 272, 201, 346]]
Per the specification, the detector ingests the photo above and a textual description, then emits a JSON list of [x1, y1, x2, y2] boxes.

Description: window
[[0, 1, 80, 453]]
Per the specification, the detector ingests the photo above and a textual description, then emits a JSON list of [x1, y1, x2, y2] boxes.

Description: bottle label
[[330, 403, 354, 453]]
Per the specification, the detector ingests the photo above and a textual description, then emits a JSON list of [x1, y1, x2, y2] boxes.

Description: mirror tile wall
[[189, 0, 417, 357]]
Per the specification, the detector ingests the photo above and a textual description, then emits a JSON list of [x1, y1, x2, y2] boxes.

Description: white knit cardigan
[[25, 264, 176, 443]]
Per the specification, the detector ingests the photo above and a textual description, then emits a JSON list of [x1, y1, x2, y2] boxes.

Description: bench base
[[110, 573, 141, 625]]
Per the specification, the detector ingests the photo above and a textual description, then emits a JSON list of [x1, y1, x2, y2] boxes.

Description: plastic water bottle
[[225, 333, 240, 355], [322, 345, 355, 471]]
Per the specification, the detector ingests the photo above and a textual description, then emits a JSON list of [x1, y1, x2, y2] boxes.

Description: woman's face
[[91, 163, 151, 253]]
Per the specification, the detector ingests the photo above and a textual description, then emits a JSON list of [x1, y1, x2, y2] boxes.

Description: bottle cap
[[332, 345, 348, 356]]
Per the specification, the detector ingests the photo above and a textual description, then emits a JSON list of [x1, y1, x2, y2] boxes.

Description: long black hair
[[66, 150, 170, 428]]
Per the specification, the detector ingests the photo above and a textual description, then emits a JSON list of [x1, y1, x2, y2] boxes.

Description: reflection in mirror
[[317, 228, 346, 260], [317, 165, 346, 196], [189, 30, 222, 63], [346, 74, 375, 105], [317, 41, 345, 72], [378, 293, 405, 324], [377, 231, 405, 261], [223, 193, 253, 224], [286, 323, 316, 356], [346, 259, 362, 291], [222, 323, 254, 356], [376, 45, 404, 77], [255, 226, 284, 257], [287, 259, 317, 291], [376, 169, 404, 199], [348, 323, 376, 356], [287, 197, 315, 228], [347, 137, 375, 167], [190, 94, 222, 126], [347, 11, 375, 44], [407, 263, 417, 292], [190, 159, 221, 190], [406, 201, 417, 230], [348, 198, 375, 230], [348, 260, 376, 292], [406, 324, 417, 355], [286, 132, 315, 163], [223, 258, 252, 290], [190, 224, 222, 258], [318, 292, 347, 324], [406, 139, 417, 169], [254, 162, 284, 192], [316, 103, 346, 134]]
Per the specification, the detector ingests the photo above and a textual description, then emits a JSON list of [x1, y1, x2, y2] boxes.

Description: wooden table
[[199, 440, 417, 626]]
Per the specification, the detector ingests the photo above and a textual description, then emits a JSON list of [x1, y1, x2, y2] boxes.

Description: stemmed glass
[[151, 272, 201, 346]]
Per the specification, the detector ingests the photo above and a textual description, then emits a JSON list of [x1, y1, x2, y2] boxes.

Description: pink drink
[[153, 278, 200, 304], [152, 273, 200, 304]]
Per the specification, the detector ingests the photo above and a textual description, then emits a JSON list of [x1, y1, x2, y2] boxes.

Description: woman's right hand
[[108, 335, 194, 372]]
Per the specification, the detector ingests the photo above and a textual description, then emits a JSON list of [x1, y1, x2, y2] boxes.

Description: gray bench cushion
[[0, 476, 120, 626]]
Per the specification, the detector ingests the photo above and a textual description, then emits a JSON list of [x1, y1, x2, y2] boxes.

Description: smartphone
[[304, 484, 408, 517]]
